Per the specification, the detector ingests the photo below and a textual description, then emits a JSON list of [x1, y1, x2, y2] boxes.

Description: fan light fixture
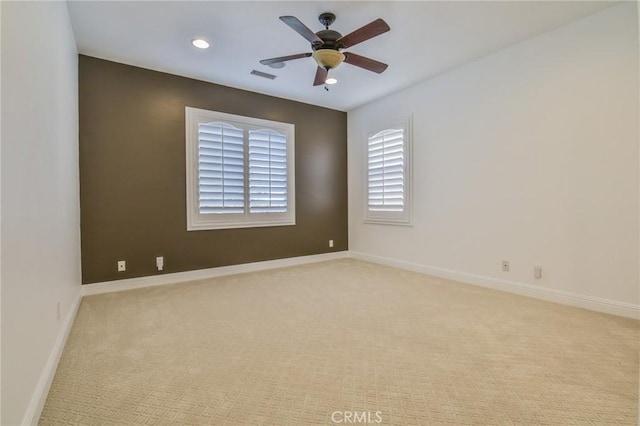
[[312, 49, 345, 70], [192, 38, 210, 49], [325, 77, 337, 85]]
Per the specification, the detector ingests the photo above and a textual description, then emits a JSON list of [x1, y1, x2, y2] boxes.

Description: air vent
[[250, 70, 277, 80]]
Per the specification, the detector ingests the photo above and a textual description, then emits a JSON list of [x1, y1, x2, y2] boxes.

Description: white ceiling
[[67, 1, 616, 111]]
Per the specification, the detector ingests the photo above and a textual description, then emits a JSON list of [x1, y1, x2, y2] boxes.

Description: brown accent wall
[[79, 56, 348, 284]]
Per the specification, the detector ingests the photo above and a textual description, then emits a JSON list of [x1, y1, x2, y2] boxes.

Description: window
[[364, 117, 412, 225], [186, 107, 295, 230], [249, 129, 288, 213]]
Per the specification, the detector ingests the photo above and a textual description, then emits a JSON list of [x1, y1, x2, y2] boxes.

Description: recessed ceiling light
[[191, 38, 210, 49], [326, 77, 338, 85]]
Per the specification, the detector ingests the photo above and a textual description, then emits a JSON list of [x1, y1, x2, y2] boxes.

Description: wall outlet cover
[[534, 265, 543, 279]]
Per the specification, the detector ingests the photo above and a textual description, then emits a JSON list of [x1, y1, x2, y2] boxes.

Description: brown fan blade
[[337, 18, 390, 48], [280, 16, 323, 45], [313, 66, 328, 86], [343, 52, 388, 74], [260, 53, 312, 66]]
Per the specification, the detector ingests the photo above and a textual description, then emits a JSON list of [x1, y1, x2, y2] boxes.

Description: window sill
[[187, 219, 296, 231], [363, 218, 412, 227]]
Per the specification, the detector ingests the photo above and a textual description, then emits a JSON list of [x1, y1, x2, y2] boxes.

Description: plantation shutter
[[367, 129, 405, 212], [248, 129, 288, 213], [197, 122, 245, 214]]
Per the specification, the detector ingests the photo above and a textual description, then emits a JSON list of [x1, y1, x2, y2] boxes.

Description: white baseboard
[[21, 288, 83, 426], [83, 251, 350, 296], [349, 251, 639, 320]]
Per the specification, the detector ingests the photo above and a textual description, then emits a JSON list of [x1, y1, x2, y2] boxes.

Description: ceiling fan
[[259, 12, 390, 86]]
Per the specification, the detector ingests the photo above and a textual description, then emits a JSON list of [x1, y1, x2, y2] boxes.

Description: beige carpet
[[40, 259, 639, 425]]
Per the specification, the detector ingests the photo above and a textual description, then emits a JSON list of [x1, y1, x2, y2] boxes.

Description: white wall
[[1, 2, 82, 424], [348, 3, 639, 314]]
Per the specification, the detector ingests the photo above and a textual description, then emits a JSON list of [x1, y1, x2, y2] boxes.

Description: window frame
[[363, 116, 413, 226], [185, 107, 295, 231]]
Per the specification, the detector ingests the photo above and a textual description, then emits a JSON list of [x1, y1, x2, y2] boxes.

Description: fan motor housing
[[313, 29, 343, 51]]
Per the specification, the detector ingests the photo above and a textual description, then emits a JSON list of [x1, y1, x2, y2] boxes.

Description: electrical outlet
[[117, 260, 126, 272], [156, 256, 164, 271], [501, 260, 510, 272], [534, 265, 542, 279], [329, 239, 334, 248]]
